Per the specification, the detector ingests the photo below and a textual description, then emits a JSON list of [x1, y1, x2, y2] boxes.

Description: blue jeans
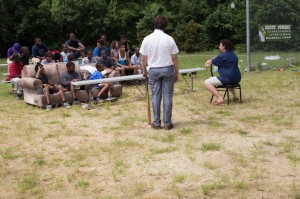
[[149, 65, 175, 126]]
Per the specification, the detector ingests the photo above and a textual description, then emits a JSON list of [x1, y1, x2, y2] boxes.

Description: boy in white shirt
[[61, 44, 71, 62], [82, 50, 97, 64], [41, 52, 55, 64]]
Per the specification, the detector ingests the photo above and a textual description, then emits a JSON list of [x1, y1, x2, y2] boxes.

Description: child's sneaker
[[92, 97, 99, 104], [63, 102, 71, 109], [99, 97, 106, 103], [106, 96, 117, 102], [46, 104, 52, 110]]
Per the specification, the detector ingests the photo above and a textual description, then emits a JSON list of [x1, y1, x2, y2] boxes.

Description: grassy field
[[0, 53, 300, 198]]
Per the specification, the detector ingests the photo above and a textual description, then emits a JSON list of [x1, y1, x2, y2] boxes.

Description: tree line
[[0, 0, 299, 57]]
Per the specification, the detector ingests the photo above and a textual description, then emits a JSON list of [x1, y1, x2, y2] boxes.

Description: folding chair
[[210, 65, 242, 105]]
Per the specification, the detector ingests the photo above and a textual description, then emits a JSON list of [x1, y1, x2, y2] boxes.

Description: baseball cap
[[13, 43, 21, 53]]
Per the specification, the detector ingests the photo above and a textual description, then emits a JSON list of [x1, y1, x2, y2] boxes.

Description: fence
[[249, 0, 299, 71]]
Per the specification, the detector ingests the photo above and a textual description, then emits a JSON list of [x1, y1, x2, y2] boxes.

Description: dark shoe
[[164, 123, 174, 130], [17, 94, 22, 100], [92, 97, 99, 104], [151, 123, 161, 130]]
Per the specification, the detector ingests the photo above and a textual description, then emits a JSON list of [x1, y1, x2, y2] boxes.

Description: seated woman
[[204, 39, 241, 106]]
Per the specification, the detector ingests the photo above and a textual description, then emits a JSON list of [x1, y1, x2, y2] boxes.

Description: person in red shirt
[[7, 54, 24, 99]]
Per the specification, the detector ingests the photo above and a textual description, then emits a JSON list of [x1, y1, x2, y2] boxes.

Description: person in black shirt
[[35, 63, 70, 110], [65, 33, 85, 59]]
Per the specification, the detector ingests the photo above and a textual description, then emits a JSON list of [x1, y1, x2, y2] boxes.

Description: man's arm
[[61, 73, 70, 86], [78, 41, 85, 50], [171, 54, 179, 82]]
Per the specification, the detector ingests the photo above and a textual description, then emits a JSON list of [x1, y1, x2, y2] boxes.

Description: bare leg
[[204, 83, 223, 103], [108, 85, 112, 97], [44, 86, 51, 104], [97, 84, 109, 97], [57, 85, 66, 101], [228, 88, 238, 99], [70, 84, 76, 99], [121, 67, 126, 76], [132, 66, 138, 75]]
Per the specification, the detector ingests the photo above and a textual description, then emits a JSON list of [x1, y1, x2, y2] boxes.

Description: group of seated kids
[[5, 33, 141, 109]]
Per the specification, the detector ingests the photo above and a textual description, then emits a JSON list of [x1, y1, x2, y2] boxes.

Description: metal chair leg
[[239, 86, 242, 103]]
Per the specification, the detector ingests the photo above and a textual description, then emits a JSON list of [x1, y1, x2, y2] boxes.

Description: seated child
[[82, 50, 97, 64], [35, 63, 70, 110], [67, 54, 79, 65], [53, 52, 63, 62], [61, 44, 71, 62], [89, 63, 116, 102], [130, 47, 142, 74], [20, 46, 30, 66], [41, 52, 55, 64], [5, 54, 24, 99], [60, 61, 82, 104]]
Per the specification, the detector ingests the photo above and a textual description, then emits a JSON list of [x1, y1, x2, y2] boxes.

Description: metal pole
[[246, 0, 251, 72]]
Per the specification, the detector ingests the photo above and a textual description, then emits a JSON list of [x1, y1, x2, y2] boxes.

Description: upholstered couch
[[19, 62, 122, 108]]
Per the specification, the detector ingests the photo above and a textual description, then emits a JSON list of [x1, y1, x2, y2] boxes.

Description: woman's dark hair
[[154, 15, 168, 30], [220, 39, 233, 51]]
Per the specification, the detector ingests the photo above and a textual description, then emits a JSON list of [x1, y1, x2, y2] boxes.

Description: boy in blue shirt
[[89, 63, 116, 102]]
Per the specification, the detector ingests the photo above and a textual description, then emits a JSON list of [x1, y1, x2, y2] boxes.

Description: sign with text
[[258, 24, 291, 42]]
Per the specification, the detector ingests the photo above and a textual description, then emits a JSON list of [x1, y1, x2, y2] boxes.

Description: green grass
[[1, 147, 20, 160], [150, 146, 177, 154], [1, 53, 299, 198], [18, 172, 43, 196], [201, 143, 221, 152]]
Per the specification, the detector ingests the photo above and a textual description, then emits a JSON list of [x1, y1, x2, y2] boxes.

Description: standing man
[[140, 15, 179, 130]]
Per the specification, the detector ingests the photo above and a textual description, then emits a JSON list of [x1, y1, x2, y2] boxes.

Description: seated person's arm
[[103, 68, 112, 77], [93, 49, 100, 60], [61, 75, 71, 86], [205, 59, 212, 67]]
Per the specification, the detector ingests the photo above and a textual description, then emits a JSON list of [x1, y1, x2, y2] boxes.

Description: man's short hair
[[97, 39, 105, 46], [96, 63, 103, 70], [154, 15, 168, 30], [220, 39, 233, 51], [66, 61, 75, 68], [67, 54, 76, 61]]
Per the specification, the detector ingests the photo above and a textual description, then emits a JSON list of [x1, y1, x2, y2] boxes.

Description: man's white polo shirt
[[140, 29, 179, 68]]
